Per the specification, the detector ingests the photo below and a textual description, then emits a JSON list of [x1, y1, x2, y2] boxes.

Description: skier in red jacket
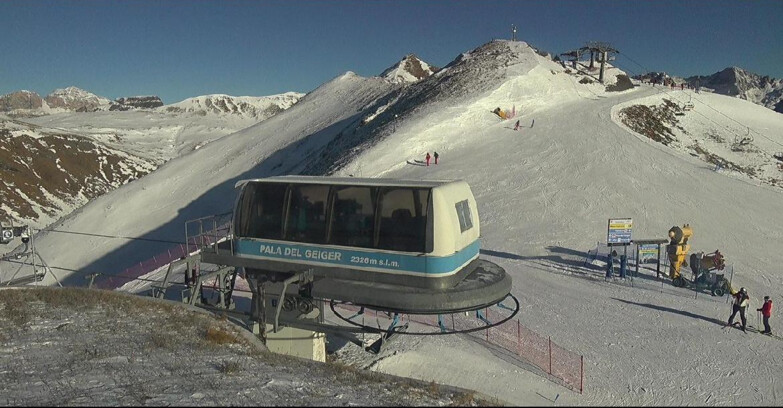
[[425, 152, 431, 166], [757, 296, 773, 334]]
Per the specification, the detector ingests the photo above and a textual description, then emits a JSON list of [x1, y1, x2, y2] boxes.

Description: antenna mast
[[511, 24, 517, 41]]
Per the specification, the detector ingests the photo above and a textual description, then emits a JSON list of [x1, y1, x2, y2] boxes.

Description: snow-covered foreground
[[2, 40, 783, 405]]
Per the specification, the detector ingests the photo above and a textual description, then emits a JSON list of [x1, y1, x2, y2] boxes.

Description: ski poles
[[758, 310, 761, 329]]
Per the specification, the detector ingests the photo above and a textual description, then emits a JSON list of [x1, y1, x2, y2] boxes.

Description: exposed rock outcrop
[[0, 91, 44, 111], [110, 96, 164, 111]]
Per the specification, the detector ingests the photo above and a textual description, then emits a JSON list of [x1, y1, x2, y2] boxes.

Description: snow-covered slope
[[0, 118, 157, 229], [2, 39, 783, 406]]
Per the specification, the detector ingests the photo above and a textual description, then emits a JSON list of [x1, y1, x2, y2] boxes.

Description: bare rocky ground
[[0, 287, 497, 406]]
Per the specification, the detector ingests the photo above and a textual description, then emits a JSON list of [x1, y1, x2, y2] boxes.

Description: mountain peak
[[45, 86, 111, 112], [380, 54, 438, 84]]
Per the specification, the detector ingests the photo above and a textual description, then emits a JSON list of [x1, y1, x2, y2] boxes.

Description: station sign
[[607, 218, 633, 245], [638, 243, 658, 263]]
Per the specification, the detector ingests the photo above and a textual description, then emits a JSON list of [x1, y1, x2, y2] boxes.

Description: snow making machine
[[187, 176, 519, 352], [667, 224, 729, 296], [686, 250, 729, 296]]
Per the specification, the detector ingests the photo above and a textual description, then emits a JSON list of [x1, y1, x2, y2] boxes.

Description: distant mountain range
[[0, 53, 432, 227], [0, 55, 434, 117], [0, 87, 299, 117], [633, 67, 783, 113], [162, 93, 302, 120]]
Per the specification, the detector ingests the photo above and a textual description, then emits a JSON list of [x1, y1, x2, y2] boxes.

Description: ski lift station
[[160, 176, 517, 359]]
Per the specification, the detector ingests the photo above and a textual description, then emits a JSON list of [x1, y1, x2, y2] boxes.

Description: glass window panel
[[377, 188, 429, 252], [455, 199, 473, 233], [330, 186, 377, 248], [238, 183, 287, 240], [285, 184, 330, 243]]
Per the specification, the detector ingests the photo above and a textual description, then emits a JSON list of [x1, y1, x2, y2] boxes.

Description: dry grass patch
[[427, 380, 440, 395], [217, 360, 242, 375], [205, 326, 241, 346], [450, 391, 476, 406], [618, 99, 684, 146]]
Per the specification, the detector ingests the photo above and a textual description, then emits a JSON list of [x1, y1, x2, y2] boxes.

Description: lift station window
[[329, 186, 378, 248], [285, 184, 330, 244], [237, 182, 288, 240], [237, 182, 434, 253], [455, 199, 473, 233], [377, 188, 430, 252]]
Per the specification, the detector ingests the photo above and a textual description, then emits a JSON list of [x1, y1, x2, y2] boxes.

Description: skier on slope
[[425, 152, 431, 166], [433, 151, 439, 164], [728, 287, 750, 332], [514, 120, 520, 131], [757, 296, 773, 334]]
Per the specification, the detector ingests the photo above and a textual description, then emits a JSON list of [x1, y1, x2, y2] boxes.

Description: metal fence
[[93, 213, 233, 290], [333, 303, 584, 394]]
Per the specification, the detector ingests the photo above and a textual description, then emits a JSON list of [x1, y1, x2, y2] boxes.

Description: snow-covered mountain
[[380, 54, 438, 84], [44, 86, 112, 112], [686, 67, 783, 113], [635, 67, 783, 113], [2, 39, 783, 406], [161, 92, 303, 119]]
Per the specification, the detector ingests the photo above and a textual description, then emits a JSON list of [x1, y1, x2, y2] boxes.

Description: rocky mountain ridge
[[380, 54, 438, 84], [634, 67, 783, 113]]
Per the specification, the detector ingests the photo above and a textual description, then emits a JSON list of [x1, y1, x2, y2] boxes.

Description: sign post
[[607, 218, 632, 279], [607, 218, 633, 246]]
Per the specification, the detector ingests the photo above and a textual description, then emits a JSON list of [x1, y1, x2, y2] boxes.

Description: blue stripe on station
[[235, 239, 480, 275]]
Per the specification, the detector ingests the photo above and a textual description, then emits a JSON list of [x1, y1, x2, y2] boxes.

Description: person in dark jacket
[[757, 296, 773, 334], [433, 151, 439, 165], [728, 287, 750, 332]]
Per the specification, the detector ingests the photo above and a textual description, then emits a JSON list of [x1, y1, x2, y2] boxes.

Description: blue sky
[[2, 0, 781, 104]]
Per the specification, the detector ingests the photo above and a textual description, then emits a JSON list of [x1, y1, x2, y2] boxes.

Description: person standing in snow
[[757, 296, 773, 334], [728, 287, 750, 332], [425, 152, 431, 166], [514, 120, 520, 131], [433, 151, 439, 164]]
